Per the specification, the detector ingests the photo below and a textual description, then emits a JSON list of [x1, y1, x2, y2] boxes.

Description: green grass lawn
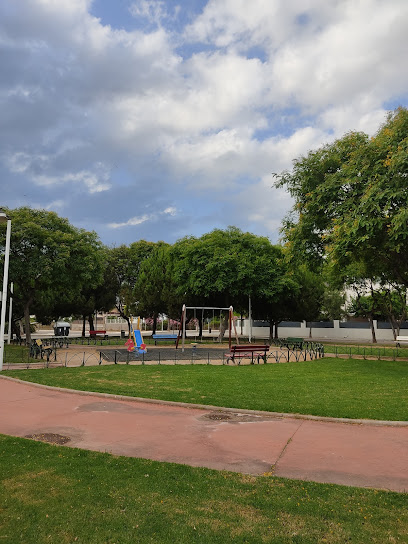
[[3, 344, 40, 364], [4, 357, 408, 420], [1, 434, 407, 544]]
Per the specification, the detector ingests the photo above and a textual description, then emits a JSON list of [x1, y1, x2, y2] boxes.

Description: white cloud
[[108, 206, 178, 229], [109, 214, 151, 229], [129, 0, 174, 26], [0, 0, 407, 245], [162, 207, 177, 216], [45, 199, 65, 210], [33, 170, 111, 193]]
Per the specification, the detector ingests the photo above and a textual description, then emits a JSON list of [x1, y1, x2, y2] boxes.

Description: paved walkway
[[1, 376, 407, 493]]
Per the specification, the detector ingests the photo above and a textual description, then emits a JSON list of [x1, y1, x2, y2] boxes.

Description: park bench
[[89, 330, 108, 339], [225, 344, 269, 365], [152, 333, 178, 345], [30, 339, 53, 362], [395, 336, 408, 347], [282, 337, 304, 349]]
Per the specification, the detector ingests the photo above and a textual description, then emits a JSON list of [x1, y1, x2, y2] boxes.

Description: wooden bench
[[152, 334, 178, 345], [89, 330, 108, 339], [395, 336, 408, 347], [30, 339, 53, 362], [225, 344, 269, 365]]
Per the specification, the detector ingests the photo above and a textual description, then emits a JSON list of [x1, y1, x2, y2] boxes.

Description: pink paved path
[[1, 377, 407, 493]]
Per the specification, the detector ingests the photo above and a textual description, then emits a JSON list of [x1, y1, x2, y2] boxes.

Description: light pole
[[7, 282, 13, 344], [0, 209, 11, 371]]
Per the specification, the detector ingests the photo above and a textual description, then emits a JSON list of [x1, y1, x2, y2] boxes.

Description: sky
[[1, 0, 408, 247]]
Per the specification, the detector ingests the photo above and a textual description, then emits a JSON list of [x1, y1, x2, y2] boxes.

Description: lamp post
[[0, 209, 11, 371], [7, 282, 13, 344]]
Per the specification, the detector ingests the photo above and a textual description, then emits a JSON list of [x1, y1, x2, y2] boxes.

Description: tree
[[133, 243, 174, 335], [319, 287, 347, 321], [275, 130, 368, 271], [106, 241, 155, 333], [291, 266, 325, 338], [275, 108, 408, 343], [171, 227, 297, 341], [348, 285, 408, 341], [376, 287, 408, 340], [0, 207, 104, 344], [276, 108, 408, 287], [75, 251, 117, 336]]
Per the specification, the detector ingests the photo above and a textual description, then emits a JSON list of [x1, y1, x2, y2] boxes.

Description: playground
[[2, 305, 408, 543]]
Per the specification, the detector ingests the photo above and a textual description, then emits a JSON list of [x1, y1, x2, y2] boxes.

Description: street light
[[0, 209, 11, 371]]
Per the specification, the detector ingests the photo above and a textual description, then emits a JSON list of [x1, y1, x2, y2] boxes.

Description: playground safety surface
[[1, 376, 407, 493]]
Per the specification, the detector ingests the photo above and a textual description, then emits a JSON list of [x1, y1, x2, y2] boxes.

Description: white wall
[[242, 320, 405, 342]]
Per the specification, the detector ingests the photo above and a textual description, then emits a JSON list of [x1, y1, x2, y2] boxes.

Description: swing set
[[176, 304, 239, 351]]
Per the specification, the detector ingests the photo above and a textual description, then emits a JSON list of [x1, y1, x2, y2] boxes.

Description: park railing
[[3, 340, 324, 369], [3, 339, 408, 370], [323, 343, 408, 360]]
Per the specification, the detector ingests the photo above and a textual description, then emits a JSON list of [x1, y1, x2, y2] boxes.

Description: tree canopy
[[275, 108, 408, 290], [0, 208, 328, 342], [0, 207, 104, 343], [170, 227, 318, 339]]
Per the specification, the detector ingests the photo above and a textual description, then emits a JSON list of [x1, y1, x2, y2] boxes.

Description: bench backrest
[[231, 344, 269, 352]]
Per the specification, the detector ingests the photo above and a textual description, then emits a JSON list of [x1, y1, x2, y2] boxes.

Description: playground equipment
[[125, 317, 147, 354], [177, 305, 238, 351]]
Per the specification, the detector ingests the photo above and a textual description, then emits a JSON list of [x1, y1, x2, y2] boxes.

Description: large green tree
[[0, 207, 104, 344], [171, 227, 298, 340], [276, 107, 408, 288], [106, 241, 155, 332], [133, 242, 175, 335]]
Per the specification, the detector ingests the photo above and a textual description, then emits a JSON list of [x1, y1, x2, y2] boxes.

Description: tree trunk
[[218, 315, 228, 342], [199, 318, 203, 339], [11, 320, 20, 341], [369, 316, 377, 343], [269, 321, 274, 343], [116, 303, 131, 334], [388, 317, 398, 341], [82, 316, 86, 337], [274, 322, 279, 339], [24, 302, 31, 345], [88, 314, 95, 331], [152, 314, 158, 335]]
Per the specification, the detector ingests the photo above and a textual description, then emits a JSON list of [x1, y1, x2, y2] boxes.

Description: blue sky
[[1, 0, 408, 246]]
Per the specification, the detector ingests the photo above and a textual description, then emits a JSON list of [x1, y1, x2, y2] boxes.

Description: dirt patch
[[201, 411, 283, 423], [24, 433, 71, 445]]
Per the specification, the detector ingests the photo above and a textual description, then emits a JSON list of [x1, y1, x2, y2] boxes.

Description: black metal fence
[[324, 344, 408, 360], [3, 341, 325, 369], [6, 338, 408, 370]]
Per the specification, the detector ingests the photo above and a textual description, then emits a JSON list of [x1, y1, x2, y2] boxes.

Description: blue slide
[[134, 329, 147, 353]]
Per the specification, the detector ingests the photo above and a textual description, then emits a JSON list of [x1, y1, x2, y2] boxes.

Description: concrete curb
[[1, 374, 408, 427]]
